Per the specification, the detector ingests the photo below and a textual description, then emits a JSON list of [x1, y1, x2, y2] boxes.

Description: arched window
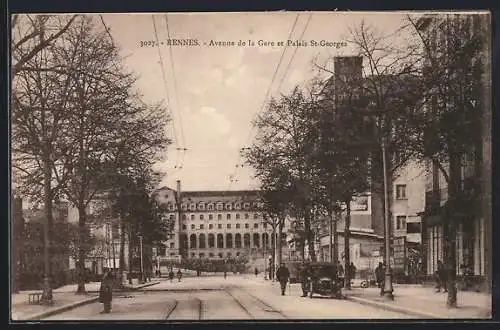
[[243, 233, 251, 248], [253, 233, 260, 248], [199, 233, 206, 249], [225, 203, 232, 211], [226, 233, 233, 248], [235, 233, 242, 248], [190, 234, 197, 249], [208, 234, 215, 248], [262, 233, 269, 249], [217, 234, 224, 248]]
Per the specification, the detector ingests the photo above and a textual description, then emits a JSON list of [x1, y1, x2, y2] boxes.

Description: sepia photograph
[[10, 11, 492, 321]]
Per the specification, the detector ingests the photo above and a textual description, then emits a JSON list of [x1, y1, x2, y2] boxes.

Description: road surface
[[45, 275, 417, 320]]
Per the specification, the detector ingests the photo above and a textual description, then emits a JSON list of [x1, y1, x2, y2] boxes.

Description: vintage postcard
[[10, 11, 492, 321]]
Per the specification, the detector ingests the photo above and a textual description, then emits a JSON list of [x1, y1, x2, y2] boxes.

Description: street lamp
[[382, 138, 394, 300]]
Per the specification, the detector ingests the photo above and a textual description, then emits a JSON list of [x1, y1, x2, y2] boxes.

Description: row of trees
[[243, 14, 489, 307], [11, 15, 171, 298]]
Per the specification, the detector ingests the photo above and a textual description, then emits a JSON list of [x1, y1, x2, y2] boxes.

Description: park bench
[[28, 292, 42, 305]]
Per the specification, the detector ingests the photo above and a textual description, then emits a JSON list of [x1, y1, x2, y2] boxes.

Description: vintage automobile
[[305, 262, 343, 299]]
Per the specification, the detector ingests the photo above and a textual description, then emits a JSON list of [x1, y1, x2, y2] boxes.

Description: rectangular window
[[217, 214, 222, 220], [245, 223, 249, 229], [396, 216, 406, 230], [182, 214, 187, 220], [254, 223, 258, 229], [169, 214, 175, 220], [227, 224, 231, 229], [182, 224, 187, 230], [208, 204, 213, 210], [396, 184, 407, 200], [200, 224, 204, 230], [170, 242, 174, 249], [236, 224, 240, 229], [218, 224, 222, 229], [236, 214, 240, 220], [227, 214, 231, 220], [209, 214, 213, 220], [191, 224, 195, 230], [254, 213, 259, 219], [191, 214, 195, 220], [245, 213, 249, 219], [200, 214, 204, 220], [263, 223, 267, 229], [209, 224, 213, 229]]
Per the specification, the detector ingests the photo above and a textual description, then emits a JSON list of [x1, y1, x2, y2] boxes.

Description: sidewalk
[[343, 286, 492, 319], [11, 281, 160, 321], [241, 275, 491, 319]]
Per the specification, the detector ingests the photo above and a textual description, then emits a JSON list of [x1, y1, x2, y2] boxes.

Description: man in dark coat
[[99, 269, 114, 313], [375, 262, 385, 296], [300, 263, 312, 297], [276, 263, 290, 296], [349, 262, 357, 280], [435, 260, 448, 293]]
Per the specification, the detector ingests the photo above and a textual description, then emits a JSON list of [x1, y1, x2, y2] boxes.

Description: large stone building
[[153, 186, 290, 266]]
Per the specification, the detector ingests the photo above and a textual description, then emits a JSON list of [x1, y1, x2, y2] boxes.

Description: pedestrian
[[276, 263, 290, 296], [337, 260, 345, 287], [300, 262, 312, 297], [99, 268, 113, 313], [168, 269, 174, 282], [224, 269, 227, 279], [435, 260, 448, 293], [177, 269, 182, 282], [375, 262, 385, 296], [254, 267, 259, 277], [349, 262, 357, 280]]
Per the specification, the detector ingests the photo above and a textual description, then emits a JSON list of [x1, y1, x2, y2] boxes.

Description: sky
[[100, 12, 411, 192]]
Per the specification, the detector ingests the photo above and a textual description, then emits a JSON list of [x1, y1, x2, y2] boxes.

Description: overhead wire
[[151, 14, 181, 171], [165, 14, 189, 171], [227, 13, 302, 191]]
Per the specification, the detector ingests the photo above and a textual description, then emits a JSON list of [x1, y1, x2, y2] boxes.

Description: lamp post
[[382, 138, 394, 300]]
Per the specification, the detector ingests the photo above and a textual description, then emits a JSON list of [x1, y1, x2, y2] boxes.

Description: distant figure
[[224, 269, 227, 279], [169, 269, 175, 282], [300, 262, 312, 297], [177, 269, 182, 282], [375, 262, 385, 296], [349, 262, 357, 280], [276, 263, 290, 296], [254, 267, 259, 277], [435, 260, 448, 293], [99, 269, 113, 313]]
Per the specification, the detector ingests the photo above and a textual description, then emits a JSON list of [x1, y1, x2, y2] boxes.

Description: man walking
[[276, 263, 290, 296], [435, 260, 448, 293], [99, 268, 114, 313], [375, 262, 385, 296]]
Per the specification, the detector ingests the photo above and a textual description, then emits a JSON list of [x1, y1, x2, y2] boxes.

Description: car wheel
[[361, 281, 368, 288], [309, 291, 313, 298]]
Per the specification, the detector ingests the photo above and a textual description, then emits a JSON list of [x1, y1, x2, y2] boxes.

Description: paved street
[[45, 275, 414, 320]]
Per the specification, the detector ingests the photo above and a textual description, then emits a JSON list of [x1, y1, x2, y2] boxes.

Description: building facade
[[154, 187, 290, 263], [417, 14, 491, 288]]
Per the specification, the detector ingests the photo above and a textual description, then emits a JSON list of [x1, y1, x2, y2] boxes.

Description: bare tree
[[407, 13, 490, 307]]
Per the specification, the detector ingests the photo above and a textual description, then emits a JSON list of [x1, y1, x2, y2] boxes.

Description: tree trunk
[[445, 150, 461, 307], [41, 156, 54, 303], [277, 220, 283, 266], [128, 224, 133, 285], [344, 198, 351, 290], [118, 212, 126, 288], [12, 196, 23, 293], [304, 209, 317, 262], [76, 204, 87, 294]]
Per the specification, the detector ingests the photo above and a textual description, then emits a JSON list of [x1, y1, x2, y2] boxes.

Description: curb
[[22, 281, 161, 320], [344, 295, 442, 319], [24, 296, 100, 321]]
